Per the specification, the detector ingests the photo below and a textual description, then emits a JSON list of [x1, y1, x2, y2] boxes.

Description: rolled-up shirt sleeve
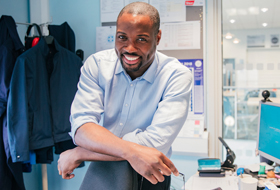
[[69, 55, 104, 144], [122, 68, 192, 156]]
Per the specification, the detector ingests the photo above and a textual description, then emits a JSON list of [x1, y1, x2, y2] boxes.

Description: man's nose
[[124, 41, 137, 53]]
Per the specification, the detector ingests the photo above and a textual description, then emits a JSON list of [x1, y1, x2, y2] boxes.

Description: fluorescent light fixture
[[230, 19, 235, 23], [248, 7, 259, 15], [262, 23, 268, 27], [233, 38, 239, 44], [225, 33, 233, 39], [261, 8, 268, 12]]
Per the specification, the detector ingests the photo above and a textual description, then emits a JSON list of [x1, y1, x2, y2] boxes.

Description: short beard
[[120, 59, 142, 72]]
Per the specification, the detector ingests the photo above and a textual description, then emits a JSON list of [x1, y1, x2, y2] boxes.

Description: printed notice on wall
[[96, 26, 116, 52], [157, 21, 200, 50], [150, 0, 186, 23], [177, 59, 204, 137], [100, 0, 124, 22], [247, 35, 265, 48], [180, 59, 204, 115], [101, 0, 186, 23]]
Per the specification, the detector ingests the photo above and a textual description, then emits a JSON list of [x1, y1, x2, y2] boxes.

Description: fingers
[[157, 162, 172, 176], [58, 163, 61, 175], [162, 157, 179, 176], [57, 159, 75, 179], [143, 173, 159, 184], [143, 161, 170, 184], [151, 169, 165, 183], [62, 171, 74, 179]]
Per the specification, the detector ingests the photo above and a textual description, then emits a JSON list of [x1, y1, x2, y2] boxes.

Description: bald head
[[117, 2, 160, 35]]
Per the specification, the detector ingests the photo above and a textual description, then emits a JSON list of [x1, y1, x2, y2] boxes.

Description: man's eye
[[138, 38, 147, 42], [118, 35, 126, 40]]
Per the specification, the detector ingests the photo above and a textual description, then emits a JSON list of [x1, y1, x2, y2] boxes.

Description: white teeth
[[124, 54, 139, 61]]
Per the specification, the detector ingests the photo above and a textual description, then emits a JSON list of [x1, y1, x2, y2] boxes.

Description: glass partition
[[222, 0, 280, 165]]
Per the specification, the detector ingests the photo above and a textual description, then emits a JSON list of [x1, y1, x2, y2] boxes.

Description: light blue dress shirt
[[70, 49, 192, 158]]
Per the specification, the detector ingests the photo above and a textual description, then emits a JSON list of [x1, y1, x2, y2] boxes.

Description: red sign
[[185, 1, 194, 6]]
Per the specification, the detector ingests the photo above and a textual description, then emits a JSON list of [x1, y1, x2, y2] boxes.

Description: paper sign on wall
[[96, 26, 116, 52], [158, 21, 200, 50]]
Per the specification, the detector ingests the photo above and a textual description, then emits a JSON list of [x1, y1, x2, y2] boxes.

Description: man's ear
[[156, 29, 162, 45]]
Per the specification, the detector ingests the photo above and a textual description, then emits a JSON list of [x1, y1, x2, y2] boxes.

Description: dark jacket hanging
[[48, 22, 75, 53], [7, 38, 82, 162], [0, 15, 25, 190]]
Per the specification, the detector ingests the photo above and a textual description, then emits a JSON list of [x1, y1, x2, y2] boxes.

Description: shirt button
[[120, 123, 123, 126], [130, 84, 133, 87], [17, 155, 20, 159], [125, 104, 128, 107]]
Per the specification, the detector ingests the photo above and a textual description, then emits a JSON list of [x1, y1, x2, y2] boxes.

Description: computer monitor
[[257, 101, 280, 164]]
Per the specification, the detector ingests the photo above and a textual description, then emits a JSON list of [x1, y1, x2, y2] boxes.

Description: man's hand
[[125, 144, 179, 184], [58, 146, 125, 179], [58, 147, 83, 179]]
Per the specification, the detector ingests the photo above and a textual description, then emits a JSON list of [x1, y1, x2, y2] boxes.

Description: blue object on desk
[[198, 158, 221, 172], [236, 167, 244, 176]]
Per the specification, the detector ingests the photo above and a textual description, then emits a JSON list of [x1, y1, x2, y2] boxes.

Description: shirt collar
[[115, 58, 124, 75], [115, 52, 158, 84]]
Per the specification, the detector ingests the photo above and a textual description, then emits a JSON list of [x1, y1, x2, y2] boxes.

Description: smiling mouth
[[123, 54, 140, 65]]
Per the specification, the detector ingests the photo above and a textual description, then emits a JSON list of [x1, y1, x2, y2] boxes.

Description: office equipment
[[199, 171, 225, 177], [197, 158, 226, 177], [257, 101, 280, 164], [261, 90, 272, 103], [198, 158, 221, 172], [218, 137, 236, 169]]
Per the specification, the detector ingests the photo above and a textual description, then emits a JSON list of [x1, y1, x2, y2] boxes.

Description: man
[[58, 2, 192, 190]]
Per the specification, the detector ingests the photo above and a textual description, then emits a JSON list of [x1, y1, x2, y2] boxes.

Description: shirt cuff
[[69, 118, 99, 145]]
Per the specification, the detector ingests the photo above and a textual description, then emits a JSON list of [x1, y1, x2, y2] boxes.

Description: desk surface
[[185, 173, 238, 190]]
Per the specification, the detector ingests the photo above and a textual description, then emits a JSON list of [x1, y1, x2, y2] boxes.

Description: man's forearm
[[75, 146, 124, 162], [75, 122, 133, 160]]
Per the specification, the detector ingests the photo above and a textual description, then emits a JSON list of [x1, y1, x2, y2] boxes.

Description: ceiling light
[[225, 33, 233, 39], [230, 19, 235, 23], [248, 7, 259, 15], [262, 23, 268, 27], [233, 38, 239, 44], [261, 8, 268, 12]]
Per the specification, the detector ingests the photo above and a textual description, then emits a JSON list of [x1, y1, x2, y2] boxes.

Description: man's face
[[115, 12, 161, 78]]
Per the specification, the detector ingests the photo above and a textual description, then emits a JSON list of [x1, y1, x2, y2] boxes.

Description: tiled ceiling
[[222, 0, 280, 30]]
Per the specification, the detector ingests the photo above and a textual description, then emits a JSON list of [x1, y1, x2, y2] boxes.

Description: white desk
[[185, 173, 239, 190]]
